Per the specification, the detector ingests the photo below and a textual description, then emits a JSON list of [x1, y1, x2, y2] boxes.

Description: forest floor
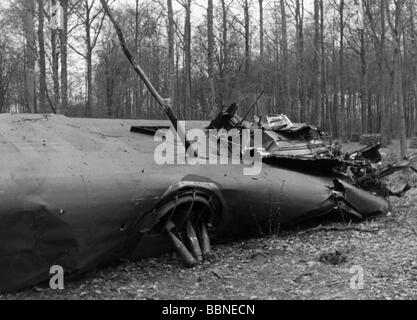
[[2, 142, 417, 300]]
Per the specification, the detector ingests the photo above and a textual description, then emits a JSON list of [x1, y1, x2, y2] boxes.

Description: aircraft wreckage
[[0, 110, 415, 293], [1, 0, 416, 293]]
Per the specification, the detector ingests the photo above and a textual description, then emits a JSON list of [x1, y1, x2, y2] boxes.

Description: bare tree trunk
[[243, 0, 250, 76], [221, 0, 228, 70], [311, 0, 321, 125], [392, 0, 407, 157], [134, 0, 141, 118], [207, 0, 216, 118], [366, 0, 389, 144], [259, 0, 264, 59], [184, 0, 192, 119], [38, 0, 47, 113], [280, 0, 291, 115], [410, 0, 417, 137], [258, 0, 265, 112], [60, 0, 68, 114], [320, 0, 330, 134], [220, 0, 229, 106], [360, 30, 368, 134], [295, 0, 305, 121], [51, 0, 60, 112], [85, 0, 93, 117], [331, 36, 338, 137], [339, 0, 345, 140], [23, 0, 36, 113], [167, 0, 176, 115], [0, 46, 12, 113]]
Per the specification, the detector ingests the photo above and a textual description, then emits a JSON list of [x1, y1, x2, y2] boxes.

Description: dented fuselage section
[[0, 111, 413, 293]]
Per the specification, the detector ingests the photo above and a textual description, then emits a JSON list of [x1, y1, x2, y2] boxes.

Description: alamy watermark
[[153, 122, 263, 176], [46, 263, 364, 292], [49, 265, 64, 290], [350, 265, 365, 290]]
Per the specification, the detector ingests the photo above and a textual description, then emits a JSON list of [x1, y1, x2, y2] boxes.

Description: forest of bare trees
[[0, 0, 416, 155]]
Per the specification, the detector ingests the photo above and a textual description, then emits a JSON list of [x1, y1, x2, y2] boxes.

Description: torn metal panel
[[209, 105, 417, 197], [208, 105, 332, 160]]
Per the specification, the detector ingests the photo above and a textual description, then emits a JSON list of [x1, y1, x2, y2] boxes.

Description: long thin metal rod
[[100, 0, 187, 146], [167, 229, 197, 268], [238, 91, 264, 127], [186, 220, 203, 262]]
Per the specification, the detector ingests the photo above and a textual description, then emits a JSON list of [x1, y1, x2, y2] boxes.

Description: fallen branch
[[297, 225, 381, 236], [326, 280, 347, 287], [211, 270, 223, 280]]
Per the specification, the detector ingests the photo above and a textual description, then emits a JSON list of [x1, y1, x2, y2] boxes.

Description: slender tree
[[207, 0, 216, 117], [167, 0, 175, 114], [311, 0, 321, 125], [295, 0, 305, 121], [280, 0, 291, 115], [51, 0, 60, 111], [220, 0, 229, 106], [339, 0, 345, 139], [390, 0, 407, 157], [179, 0, 192, 119], [243, 0, 251, 76], [258, 0, 264, 59], [60, 0, 68, 114], [23, 0, 36, 113], [38, 0, 47, 113], [73, 0, 105, 117]]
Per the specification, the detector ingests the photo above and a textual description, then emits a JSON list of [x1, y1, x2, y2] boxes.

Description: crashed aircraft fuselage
[[0, 113, 389, 293]]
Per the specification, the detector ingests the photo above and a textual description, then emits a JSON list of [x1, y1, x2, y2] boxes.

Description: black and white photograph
[[0, 0, 417, 305]]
